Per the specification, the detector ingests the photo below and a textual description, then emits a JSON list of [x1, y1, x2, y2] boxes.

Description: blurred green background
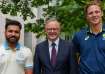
[[0, 0, 105, 39]]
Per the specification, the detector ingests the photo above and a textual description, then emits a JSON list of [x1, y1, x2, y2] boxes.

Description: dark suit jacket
[[33, 38, 78, 74]]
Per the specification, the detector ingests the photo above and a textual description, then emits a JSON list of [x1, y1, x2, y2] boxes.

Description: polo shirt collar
[[3, 40, 20, 50], [86, 24, 105, 34]]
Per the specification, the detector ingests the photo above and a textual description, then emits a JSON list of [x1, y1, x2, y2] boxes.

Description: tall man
[[72, 1, 105, 74], [0, 19, 33, 74], [33, 18, 78, 74]]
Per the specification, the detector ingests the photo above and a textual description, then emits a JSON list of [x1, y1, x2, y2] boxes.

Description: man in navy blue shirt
[[72, 1, 105, 74]]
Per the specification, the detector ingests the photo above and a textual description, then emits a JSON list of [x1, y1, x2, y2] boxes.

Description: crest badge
[[85, 36, 89, 40], [102, 33, 105, 40]]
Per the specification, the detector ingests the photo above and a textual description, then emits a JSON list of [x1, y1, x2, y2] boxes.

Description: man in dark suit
[[33, 18, 78, 74]]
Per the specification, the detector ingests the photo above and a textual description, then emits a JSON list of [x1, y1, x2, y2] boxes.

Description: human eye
[[88, 11, 93, 15], [95, 10, 100, 14]]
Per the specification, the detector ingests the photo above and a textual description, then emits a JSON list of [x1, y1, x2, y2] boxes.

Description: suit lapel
[[45, 39, 64, 69], [44, 40, 55, 69], [55, 39, 64, 68], [44, 40, 51, 63]]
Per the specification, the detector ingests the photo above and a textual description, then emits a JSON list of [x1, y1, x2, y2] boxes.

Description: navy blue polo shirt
[[72, 25, 105, 74]]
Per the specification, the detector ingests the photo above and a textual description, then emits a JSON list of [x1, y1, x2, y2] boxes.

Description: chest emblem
[[85, 36, 89, 40], [102, 33, 105, 40]]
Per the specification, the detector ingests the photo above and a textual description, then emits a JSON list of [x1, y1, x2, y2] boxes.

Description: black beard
[[6, 36, 19, 44]]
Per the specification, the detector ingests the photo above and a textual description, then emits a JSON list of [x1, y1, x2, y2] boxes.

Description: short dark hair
[[5, 19, 22, 30]]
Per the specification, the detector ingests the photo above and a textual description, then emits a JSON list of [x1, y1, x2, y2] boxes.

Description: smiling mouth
[[92, 17, 99, 21], [9, 37, 17, 40]]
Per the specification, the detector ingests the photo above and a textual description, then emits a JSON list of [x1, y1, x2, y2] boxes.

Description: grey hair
[[44, 17, 60, 25]]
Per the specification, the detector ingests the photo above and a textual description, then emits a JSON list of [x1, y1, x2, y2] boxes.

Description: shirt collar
[[3, 40, 20, 50], [86, 24, 105, 34], [48, 38, 59, 47]]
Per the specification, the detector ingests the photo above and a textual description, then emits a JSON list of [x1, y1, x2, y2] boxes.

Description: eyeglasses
[[46, 28, 59, 32]]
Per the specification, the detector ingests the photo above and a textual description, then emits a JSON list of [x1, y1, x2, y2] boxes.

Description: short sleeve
[[24, 48, 33, 69]]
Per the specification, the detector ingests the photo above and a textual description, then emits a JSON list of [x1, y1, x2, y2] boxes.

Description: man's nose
[[92, 12, 97, 16], [11, 32, 16, 36], [51, 29, 54, 32]]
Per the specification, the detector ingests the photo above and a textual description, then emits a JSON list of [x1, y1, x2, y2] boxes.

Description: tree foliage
[[31, 0, 105, 39], [0, 0, 105, 39], [0, 0, 34, 20]]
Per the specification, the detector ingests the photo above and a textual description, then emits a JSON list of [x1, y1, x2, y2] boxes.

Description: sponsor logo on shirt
[[102, 33, 105, 40], [16, 52, 25, 64], [85, 36, 89, 40]]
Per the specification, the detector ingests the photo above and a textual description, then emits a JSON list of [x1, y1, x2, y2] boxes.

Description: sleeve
[[68, 40, 79, 74], [33, 45, 41, 74], [24, 48, 33, 69], [72, 33, 80, 52]]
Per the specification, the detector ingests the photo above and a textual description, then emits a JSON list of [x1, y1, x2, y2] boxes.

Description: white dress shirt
[[48, 38, 59, 59]]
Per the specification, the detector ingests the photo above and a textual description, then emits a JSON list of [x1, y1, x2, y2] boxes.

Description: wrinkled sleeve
[[33, 45, 41, 74]]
